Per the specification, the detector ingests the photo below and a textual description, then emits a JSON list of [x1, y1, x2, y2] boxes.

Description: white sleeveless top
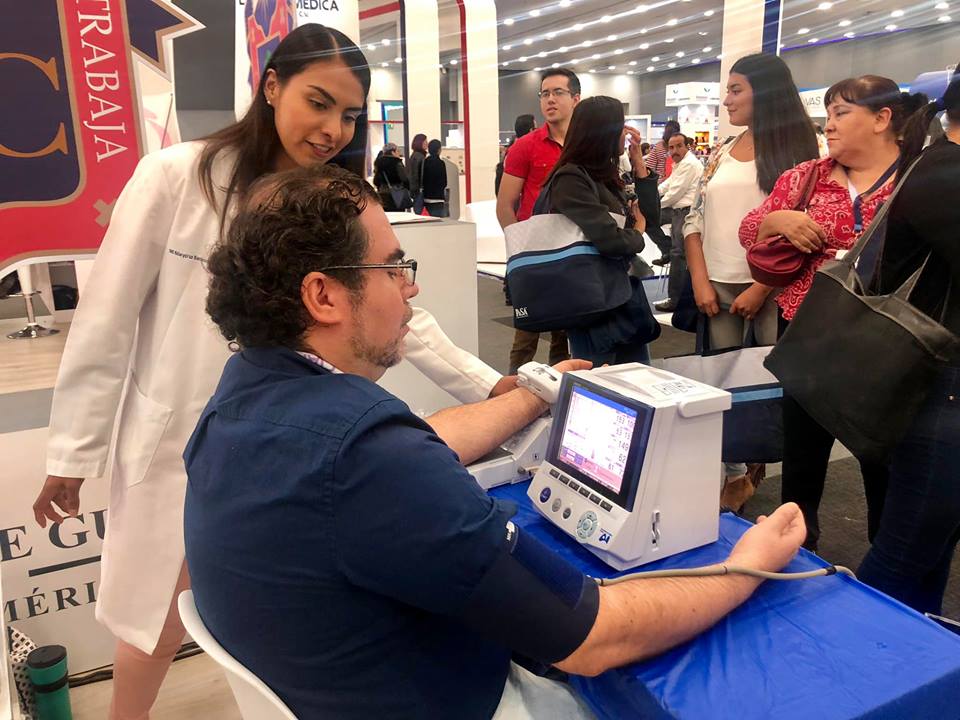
[[701, 154, 767, 284]]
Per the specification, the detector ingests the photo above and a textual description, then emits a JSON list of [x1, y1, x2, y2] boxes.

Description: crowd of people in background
[[497, 57, 960, 619]]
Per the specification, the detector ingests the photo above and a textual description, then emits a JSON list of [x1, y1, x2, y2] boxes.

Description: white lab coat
[[45, 141, 501, 653]]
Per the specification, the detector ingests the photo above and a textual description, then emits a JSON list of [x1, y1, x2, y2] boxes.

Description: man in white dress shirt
[[654, 133, 704, 312]]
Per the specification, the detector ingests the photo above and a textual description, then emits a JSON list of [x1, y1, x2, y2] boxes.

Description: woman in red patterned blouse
[[739, 75, 923, 550]]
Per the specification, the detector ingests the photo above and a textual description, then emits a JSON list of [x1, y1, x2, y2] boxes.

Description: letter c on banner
[[0, 53, 68, 158]]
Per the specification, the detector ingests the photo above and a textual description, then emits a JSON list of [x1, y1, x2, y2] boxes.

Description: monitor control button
[[559, 475, 569, 485], [578, 487, 591, 498], [576, 511, 598, 539], [562, 507, 572, 520], [568, 481, 580, 491], [549, 469, 560, 478], [551, 499, 562, 512], [589, 494, 601, 505], [539, 487, 551, 503], [600, 500, 613, 511]]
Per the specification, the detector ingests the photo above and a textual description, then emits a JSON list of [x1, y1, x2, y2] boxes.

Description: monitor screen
[[557, 386, 637, 494], [548, 377, 654, 510]]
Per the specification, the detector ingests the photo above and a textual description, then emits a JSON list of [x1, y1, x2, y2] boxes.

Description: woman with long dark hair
[[739, 75, 926, 551], [854, 64, 960, 613], [32, 24, 505, 719], [683, 52, 818, 511], [536, 95, 662, 365], [408, 132, 428, 211]]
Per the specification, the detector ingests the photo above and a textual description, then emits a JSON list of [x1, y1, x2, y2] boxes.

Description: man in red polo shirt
[[496, 68, 580, 373]]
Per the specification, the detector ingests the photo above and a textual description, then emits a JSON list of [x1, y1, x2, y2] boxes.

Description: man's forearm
[[556, 570, 760, 676], [496, 205, 518, 229], [425, 388, 547, 465]]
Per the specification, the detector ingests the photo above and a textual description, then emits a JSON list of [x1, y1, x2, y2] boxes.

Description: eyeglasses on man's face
[[320, 259, 418, 286], [538, 89, 574, 99]]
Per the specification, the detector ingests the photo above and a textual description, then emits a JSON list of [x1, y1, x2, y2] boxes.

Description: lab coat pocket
[[115, 377, 173, 488]]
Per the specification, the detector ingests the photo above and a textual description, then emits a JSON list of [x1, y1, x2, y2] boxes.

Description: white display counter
[[380, 216, 482, 416]]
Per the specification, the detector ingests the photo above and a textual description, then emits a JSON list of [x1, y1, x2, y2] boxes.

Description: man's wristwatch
[[516, 362, 563, 405]]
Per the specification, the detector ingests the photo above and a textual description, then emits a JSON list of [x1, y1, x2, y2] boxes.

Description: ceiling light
[[818, 2, 833, 9], [936, 1, 949, 8], [838, 19, 851, 27], [641, 27, 649, 34], [668, 62, 677, 68], [582, 40, 592, 47], [529, 9, 540, 17], [608, 65, 616, 70], [692, 57, 701, 64], [705, 9, 715, 17], [502, 61, 509, 66], [394, 57, 403, 64], [589, 69, 596, 73], [808, 37, 819, 43], [676, 51, 685, 57], [559, 46, 569, 52], [627, 70, 634, 75], [367, 44, 376, 51], [885, 24, 897, 31], [940, 14, 953, 21], [546, 32, 557, 40], [665, 37, 675, 43], [698, 31, 709, 36], [524, 38, 534, 45], [534, 67, 542, 71], [602, 14, 612, 23], [559, 0, 572, 7], [447, 58, 456, 65], [538, 51, 547, 57], [592, 53, 601, 59], [798, 27, 810, 35], [651, 55, 660, 61], [891, 9, 904, 17], [504, 18, 515, 26], [519, 55, 528, 61], [637, 4, 649, 13], [380, 62, 389, 67], [629, 60, 638, 65], [570, 57, 580, 63], [647, 65, 655, 71], [607, 34, 618, 41], [667, 18, 678, 26], [552, 62, 560, 68], [639, 43, 650, 50], [843, 31, 855, 38], [703, 46, 712, 52], [615, 48, 624, 54], [502, 44, 512, 50], [716, 53, 723, 59], [573, 23, 583, 32], [382, 38, 391, 46]]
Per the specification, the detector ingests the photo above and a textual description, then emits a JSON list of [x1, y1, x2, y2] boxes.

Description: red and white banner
[[0, 0, 201, 277]]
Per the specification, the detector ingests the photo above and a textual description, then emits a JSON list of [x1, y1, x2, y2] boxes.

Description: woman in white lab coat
[[32, 25, 503, 720]]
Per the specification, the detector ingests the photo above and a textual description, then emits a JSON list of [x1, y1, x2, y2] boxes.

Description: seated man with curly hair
[[183, 164, 805, 720]]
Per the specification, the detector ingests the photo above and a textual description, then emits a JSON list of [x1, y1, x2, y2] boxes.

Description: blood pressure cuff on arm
[[459, 522, 600, 665]]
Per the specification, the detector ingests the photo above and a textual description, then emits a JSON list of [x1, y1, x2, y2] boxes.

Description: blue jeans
[[566, 329, 650, 367], [857, 364, 960, 616]]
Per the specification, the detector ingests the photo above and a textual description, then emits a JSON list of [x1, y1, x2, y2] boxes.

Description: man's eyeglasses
[[538, 89, 573, 99], [320, 259, 418, 286]]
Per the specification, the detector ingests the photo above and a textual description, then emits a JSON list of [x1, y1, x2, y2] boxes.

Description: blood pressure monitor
[[527, 363, 731, 570]]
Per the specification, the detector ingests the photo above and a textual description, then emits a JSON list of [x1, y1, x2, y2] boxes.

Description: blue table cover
[[490, 481, 960, 720]]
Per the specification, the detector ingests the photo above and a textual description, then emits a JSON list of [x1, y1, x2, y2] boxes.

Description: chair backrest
[[177, 590, 297, 720]]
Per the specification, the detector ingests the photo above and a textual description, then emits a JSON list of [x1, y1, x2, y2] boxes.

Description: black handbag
[[764, 158, 960, 462], [385, 180, 413, 211]]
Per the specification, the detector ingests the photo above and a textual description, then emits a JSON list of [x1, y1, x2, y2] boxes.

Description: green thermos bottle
[[26, 645, 73, 720]]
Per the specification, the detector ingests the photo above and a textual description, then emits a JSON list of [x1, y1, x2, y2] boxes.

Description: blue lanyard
[[850, 159, 898, 234]]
